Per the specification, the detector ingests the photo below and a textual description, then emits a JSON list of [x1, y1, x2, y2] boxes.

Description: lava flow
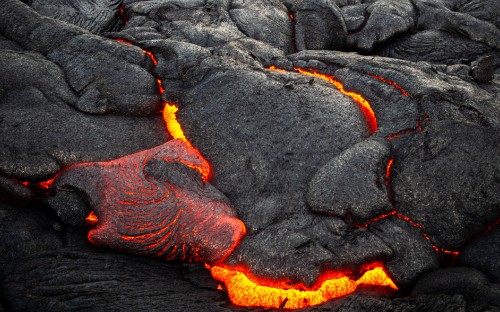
[[115, 37, 211, 181], [209, 263, 397, 309], [268, 66, 378, 133]]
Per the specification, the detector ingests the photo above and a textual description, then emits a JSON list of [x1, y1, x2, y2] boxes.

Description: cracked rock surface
[[0, 0, 499, 311]]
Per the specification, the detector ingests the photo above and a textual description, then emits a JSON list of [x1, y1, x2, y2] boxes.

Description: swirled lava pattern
[[209, 263, 397, 309], [55, 140, 245, 263]]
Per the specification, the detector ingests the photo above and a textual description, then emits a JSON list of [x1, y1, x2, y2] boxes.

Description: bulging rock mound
[[0, 0, 499, 311]]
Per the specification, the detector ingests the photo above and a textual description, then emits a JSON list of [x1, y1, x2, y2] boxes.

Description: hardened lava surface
[[0, 0, 499, 311]]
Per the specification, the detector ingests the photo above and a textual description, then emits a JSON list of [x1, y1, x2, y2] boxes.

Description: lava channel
[[209, 263, 397, 309]]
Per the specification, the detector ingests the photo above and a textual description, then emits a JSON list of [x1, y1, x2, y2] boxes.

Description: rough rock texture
[[0, 0, 499, 310]]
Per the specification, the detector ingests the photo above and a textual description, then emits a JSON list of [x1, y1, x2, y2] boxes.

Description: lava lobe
[[48, 139, 246, 263]]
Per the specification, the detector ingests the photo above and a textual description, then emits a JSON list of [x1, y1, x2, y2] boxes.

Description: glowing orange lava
[[267, 66, 378, 133], [114, 38, 212, 181], [209, 263, 397, 309], [267, 65, 287, 73], [85, 211, 98, 226], [156, 78, 165, 94], [38, 178, 55, 190], [161, 104, 211, 181], [385, 158, 394, 186]]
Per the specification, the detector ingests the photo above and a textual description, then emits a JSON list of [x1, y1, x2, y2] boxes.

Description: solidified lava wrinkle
[[209, 263, 397, 309]]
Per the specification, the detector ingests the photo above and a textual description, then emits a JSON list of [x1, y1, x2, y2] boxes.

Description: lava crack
[[268, 66, 378, 133]]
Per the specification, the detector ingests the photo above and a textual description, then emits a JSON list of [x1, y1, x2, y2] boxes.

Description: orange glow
[[385, 158, 394, 186], [115, 39, 158, 66], [267, 66, 377, 133], [371, 75, 410, 97], [385, 129, 414, 140], [145, 51, 158, 66], [156, 79, 164, 94], [267, 65, 287, 73], [38, 178, 55, 190], [85, 211, 99, 226], [115, 38, 132, 45], [209, 263, 397, 309], [395, 212, 459, 256], [294, 68, 377, 133], [356, 210, 397, 228], [162, 103, 211, 181]]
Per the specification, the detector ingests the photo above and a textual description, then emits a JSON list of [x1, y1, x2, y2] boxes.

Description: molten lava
[[385, 158, 394, 186], [209, 263, 397, 309], [162, 103, 211, 181], [267, 66, 378, 133], [114, 38, 211, 181], [85, 211, 98, 226]]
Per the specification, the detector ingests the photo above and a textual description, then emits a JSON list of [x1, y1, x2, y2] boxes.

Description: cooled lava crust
[[0, 0, 500, 311]]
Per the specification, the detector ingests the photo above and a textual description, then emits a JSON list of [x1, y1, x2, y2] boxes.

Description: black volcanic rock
[[30, 0, 124, 34], [459, 227, 500, 283], [0, 0, 161, 115], [307, 138, 392, 222], [229, 0, 293, 53], [393, 121, 500, 250], [0, 48, 167, 181], [0, 0, 499, 310], [293, 0, 348, 51]]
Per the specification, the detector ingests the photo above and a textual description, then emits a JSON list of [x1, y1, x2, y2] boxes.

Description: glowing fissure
[[363, 157, 460, 257], [115, 38, 211, 181], [267, 66, 378, 134], [209, 263, 397, 309], [371, 75, 410, 97]]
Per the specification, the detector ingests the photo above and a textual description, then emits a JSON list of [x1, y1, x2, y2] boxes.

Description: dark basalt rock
[[392, 121, 500, 250], [471, 54, 495, 82], [293, 0, 348, 51], [459, 226, 500, 283], [229, 0, 293, 54], [0, 48, 167, 181], [412, 267, 500, 307], [369, 217, 439, 288], [0, 0, 499, 310], [307, 138, 392, 222], [30, 0, 124, 34]]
